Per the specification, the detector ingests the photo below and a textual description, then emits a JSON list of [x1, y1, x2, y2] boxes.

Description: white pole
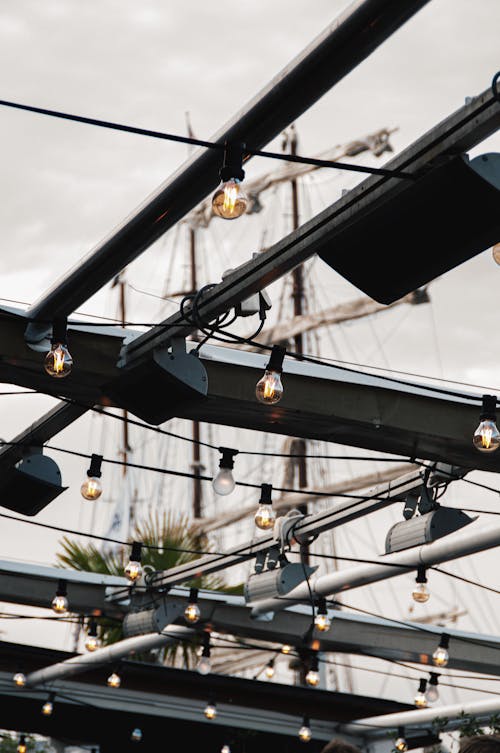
[[250, 519, 500, 616]]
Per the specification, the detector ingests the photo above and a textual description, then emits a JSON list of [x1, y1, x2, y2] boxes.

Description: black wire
[[0, 97, 413, 180]]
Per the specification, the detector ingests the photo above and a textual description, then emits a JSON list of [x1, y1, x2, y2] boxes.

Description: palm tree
[[56, 511, 241, 668]]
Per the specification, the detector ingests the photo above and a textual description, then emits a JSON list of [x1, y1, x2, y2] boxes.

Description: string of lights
[[0, 96, 413, 180]]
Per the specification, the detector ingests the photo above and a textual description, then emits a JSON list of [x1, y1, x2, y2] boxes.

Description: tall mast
[[118, 277, 130, 475], [190, 226, 203, 520]]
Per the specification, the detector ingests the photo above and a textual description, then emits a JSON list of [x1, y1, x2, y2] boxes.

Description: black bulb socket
[[87, 453, 103, 478], [218, 447, 238, 470], [416, 566, 427, 584], [480, 394, 497, 421], [266, 345, 286, 374], [219, 142, 246, 183], [259, 483, 273, 504]]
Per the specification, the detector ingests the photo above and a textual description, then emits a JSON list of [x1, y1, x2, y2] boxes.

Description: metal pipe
[[250, 518, 500, 616], [26, 0, 430, 337], [25, 625, 194, 687], [341, 697, 500, 735]]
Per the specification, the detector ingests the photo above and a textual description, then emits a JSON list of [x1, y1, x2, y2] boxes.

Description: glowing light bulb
[[432, 646, 449, 667], [204, 701, 217, 720], [184, 587, 201, 623], [44, 343, 73, 378], [13, 672, 26, 687], [412, 582, 430, 603], [212, 179, 248, 220], [221, 746, 231, 753], [198, 655, 211, 675], [107, 672, 121, 688], [395, 737, 408, 752], [473, 395, 500, 452], [255, 483, 275, 530], [281, 644, 292, 655], [256, 370, 284, 405], [125, 542, 143, 582], [299, 722, 312, 743], [131, 728, 143, 742], [414, 678, 428, 708], [52, 594, 68, 614], [305, 669, 320, 687], [314, 599, 331, 632], [81, 476, 102, 500], [42, 700, 53, 716], [85, 620, 100, 652], [473, 419, 500, 452], [17, 736, 27, 753], [255, 345, 286, 404], [265, 660, 275, 679]]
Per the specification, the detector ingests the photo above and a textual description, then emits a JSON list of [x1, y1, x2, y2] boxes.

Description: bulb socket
[[87, 453, 103, 479], [439, 633, 450, 650], [418, 678, 427, 693], [56, 579, 67, 597], [218, 447, 238, 470], [266, 345, 286, 374], [130, 541, 142, 563], [259, 483, 273, 504], [51, 318, 68, 346], [316, 597, 327, 615], [309, 651, 319, 673], [429, 672, 439, 687], [220, 142, 245, 183], [416, 566, 427, 584], [87, 618, 98, 638], [189, 587, 199, 603], [480, 394, 497, 420]]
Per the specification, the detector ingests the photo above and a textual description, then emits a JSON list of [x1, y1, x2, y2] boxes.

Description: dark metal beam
[[122, 81, 500, 365], [25, 0, 430, 340]]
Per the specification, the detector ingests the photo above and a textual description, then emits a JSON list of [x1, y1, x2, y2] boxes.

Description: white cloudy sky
[[0, 0, 500, 708]]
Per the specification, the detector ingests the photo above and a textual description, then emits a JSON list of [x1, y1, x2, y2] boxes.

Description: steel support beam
[[122, 81, 500, 366], [24, 0, 430, 341]]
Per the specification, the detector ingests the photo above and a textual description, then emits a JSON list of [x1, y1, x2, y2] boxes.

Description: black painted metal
[[25, 0, 430, 332]]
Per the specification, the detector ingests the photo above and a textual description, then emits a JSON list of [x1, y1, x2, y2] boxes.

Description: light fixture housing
[[432, 633, 450, 667], [411, 566, 430, 603], [414, 678, 428, 708], [81, 454, 103, 500], [184, 587, 201, 624], [473, 394, 500, 452], [314, 597, 331, 632], [85, 618, 101, 652], [255, 345, 285, 405], [298, 716, 312, 742], [125, 541, 143, 582], [198, 632, 211, 675], [51, 579, 69, 615], [426, 672, 440, 703], [212, 447, 238, 496], [44, 318, 73, 378], [305, 652, 320, 688], [254, 483, 276, 530], [212, 142, 248, 220]]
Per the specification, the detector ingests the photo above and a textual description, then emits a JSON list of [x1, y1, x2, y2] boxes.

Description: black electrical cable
[[0, 97, 414, 180]]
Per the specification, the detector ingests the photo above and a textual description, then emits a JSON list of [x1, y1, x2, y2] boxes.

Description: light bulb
[[13, 672, 26, 687], [17, 737, 27, 753], [256, 370, 283, 405], [432, 646, 449, 667], [212, 467, 236, 496], [85, 634, 100, 652], [473, 419, 500, 452], [412, 582, 430, 603], [212, 179, 248, 220], [314, 613, 331, 633], [131, 728, 143, 742], [198, 656, 211, 675], [426, 685, 439, 703], [204, 702, 217, 720], [414, 690, 427, 708], [81, 476, 102, 500], [281, 644, 292, 655], [125, 542, 143, 582], [299, 724, 312, 743], [493, 243, 500, 264], [221, 746, 231, 753], [42, 700, 53, 716], [107, 672, 121, 688], [184, 602, 201, 623], [395, 737, 408, 752], [44, 343, 73, 378], [51, 594, 68, 615], [265, 661, 275, 679], [305, 669, 320, 687]]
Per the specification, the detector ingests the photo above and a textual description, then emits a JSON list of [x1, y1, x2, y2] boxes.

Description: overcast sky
[[0, 0, 500, 706]]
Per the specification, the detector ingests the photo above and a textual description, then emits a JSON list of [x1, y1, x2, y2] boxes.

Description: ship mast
[[189, 226, 204, 520]]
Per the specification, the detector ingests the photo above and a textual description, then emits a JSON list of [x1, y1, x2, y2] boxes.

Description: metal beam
[[121, 80, 500, 366], [149, 469, 425, 589], [249, 514, 495, 617], [24, 0, 430, 341]]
